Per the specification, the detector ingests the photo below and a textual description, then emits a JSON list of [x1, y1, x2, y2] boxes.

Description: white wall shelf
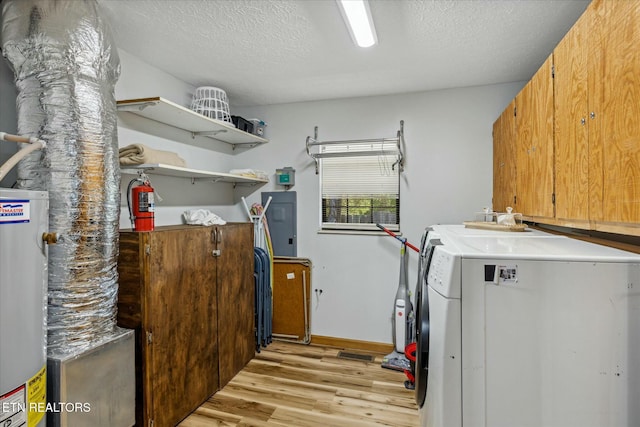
[[117, 97, 268, 149], [121, 163, 269, 187]]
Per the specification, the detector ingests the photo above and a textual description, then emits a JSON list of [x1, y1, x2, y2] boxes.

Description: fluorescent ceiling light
[[337, 0, 378, 48]]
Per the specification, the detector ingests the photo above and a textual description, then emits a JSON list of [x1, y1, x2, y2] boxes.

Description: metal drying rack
[[305, 120, 405, 174]]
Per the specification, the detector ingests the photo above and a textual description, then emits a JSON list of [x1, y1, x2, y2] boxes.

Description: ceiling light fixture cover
[[336, 0, 378, 48]]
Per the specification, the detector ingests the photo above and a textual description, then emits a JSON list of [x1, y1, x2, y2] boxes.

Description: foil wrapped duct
[[2, 0, 121, 355]]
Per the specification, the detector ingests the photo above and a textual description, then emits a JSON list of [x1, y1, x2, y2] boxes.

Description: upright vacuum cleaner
[[377, 224, 419, 377]]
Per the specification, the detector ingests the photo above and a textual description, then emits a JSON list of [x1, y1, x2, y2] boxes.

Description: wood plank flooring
[[179, 341, 418, 426]]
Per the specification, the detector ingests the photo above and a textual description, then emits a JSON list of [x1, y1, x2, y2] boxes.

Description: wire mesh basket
[[190, 86, 232, 123]]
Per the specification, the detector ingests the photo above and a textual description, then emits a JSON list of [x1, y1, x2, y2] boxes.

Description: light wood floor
[[179, 341, 419, 426]]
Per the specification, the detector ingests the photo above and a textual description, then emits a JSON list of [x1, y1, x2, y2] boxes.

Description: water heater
[[0, 188, 48, 427]]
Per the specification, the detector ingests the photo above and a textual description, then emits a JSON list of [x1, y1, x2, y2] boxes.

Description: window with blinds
[[320, 142, 400, 231]]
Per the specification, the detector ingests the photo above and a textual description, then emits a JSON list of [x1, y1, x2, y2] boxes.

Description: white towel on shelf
[[229, 169, 269, 181], [183, 209, 226, 226], [119, 143, 187, 167]]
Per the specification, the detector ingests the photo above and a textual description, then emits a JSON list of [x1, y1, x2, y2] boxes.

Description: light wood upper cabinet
[[492, 100, 516, 212], [554, 0, 640, 232], [553, 3, 591, 225], [590, 0, 640, 229], [515, 54, 555, 220], [494, 0, 640, 236]]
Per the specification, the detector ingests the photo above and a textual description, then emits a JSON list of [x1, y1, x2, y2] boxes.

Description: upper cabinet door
[[553, 5, 590, 224], [493, 100, 516, 213], [516, 54, 555, 219], [494, 0, 640, 235], [590, 0, 640, 225]]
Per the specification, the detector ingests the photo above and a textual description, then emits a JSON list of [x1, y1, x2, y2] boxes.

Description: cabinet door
[[493, 100, 517, 212], [554, 9, 590, 224], [515, 54, 555, 219], [146, 227, 218, 427], [590, 0, 640, 225], [216, 223, 255, 387]]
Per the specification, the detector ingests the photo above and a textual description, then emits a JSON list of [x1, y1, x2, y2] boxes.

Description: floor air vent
[[337, 351, 375, 362]]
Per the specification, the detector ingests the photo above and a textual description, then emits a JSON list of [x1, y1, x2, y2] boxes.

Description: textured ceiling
[[97, 0, 590, 107]]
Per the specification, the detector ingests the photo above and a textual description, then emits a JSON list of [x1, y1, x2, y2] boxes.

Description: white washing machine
[[415, 230, 640, 427], [413, 223, 571, 413]]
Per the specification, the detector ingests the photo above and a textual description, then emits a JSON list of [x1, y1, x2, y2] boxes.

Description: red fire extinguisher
[[127, 174, 155, 232]]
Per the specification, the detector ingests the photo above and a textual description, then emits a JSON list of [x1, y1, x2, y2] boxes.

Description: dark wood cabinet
[[117, 223, 254, 427]]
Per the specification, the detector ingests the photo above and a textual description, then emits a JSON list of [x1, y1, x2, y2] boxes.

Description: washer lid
[[449, 235, 640, 263]]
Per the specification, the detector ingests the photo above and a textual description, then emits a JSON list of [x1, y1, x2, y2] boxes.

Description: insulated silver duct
[[2, 0, 121, 355]]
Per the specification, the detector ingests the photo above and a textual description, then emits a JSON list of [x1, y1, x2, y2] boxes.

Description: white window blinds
[[320, 142, 400, 231]]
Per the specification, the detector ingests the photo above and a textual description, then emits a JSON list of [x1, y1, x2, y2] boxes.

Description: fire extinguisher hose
[[127, 176, 145, 227]]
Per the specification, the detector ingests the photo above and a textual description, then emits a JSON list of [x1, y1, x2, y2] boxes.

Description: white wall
[[115, 49, 244, 227], [234, 82, 524, 343], [2, 44, 524, 345]]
